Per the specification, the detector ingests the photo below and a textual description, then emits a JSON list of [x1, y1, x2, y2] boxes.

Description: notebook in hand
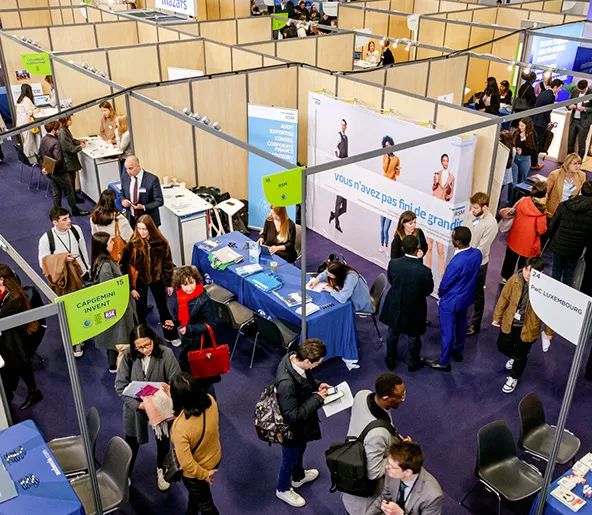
[[42, 156, 56, 174]]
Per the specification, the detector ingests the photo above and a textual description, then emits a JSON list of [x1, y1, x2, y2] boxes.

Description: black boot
[[72, 208, 90, 216], [75, 195, 85, 204], [19, 388, 43, 410]]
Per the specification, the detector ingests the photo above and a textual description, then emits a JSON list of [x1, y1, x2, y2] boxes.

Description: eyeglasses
[[393, 391, 407, 402], [135, 341, 153, 352]]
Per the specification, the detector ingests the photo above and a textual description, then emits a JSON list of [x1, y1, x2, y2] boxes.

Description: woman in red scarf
[[173, 266, 218, 396]]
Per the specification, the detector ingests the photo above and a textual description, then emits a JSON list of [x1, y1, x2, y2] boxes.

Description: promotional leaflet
[[306, 92, 476, 287]]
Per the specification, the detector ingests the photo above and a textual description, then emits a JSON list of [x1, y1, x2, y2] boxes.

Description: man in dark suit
[[531, 78, 563, 170], [367, 441, 443, 515], [567, 79, 592, 159], [380, 236, 434, 372], [120, 155, 164, 228], [427, 226, 481, 371]]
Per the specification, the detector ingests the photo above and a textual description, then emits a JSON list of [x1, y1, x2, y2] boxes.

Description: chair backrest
[[254, 313, 285, 347], [369, 273, 388, 314], [86, 407, 101, 459], [214, 300, 235, 327], [477, 420, 517, 474], [13, 143, 30, 166], [295, 224, 302, 259], [518, 392, 546, 448], [99, 437, 132, 498]]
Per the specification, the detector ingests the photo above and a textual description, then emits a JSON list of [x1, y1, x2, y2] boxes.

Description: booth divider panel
[[524, 2, 544, 10], [248, 66, 297, 108], [388, 13, 412, 63], [470, 5, 497, 24], [137, 23, 158, 44], [241, 42, 276, 56], [337, 5, 365, 30], [465, 55, 490, 103], [336, 76, 383, 107], [439, 0, 467, 11], [436, 104, 497, 195], [426, 55, 467, 105], [159, 40, 205, 80], [100, 11, 119, 22], [49, 1, 63, 25], [264, 56, 285, 66], [195, 0, 208, 20], [50, 24, 97, 51], [276, 38, 317, 66], [167, 23, 200, 36], [0, 12, 23, 29], [416, 19, 445, 59], [297, 67, 337, 164], [232, 48, 265, 71], [5, 28, 52, 50], [219, 0, 236, 19], [354, 69, 386, 86], [109, 45, 160, 87], [158, 27, 181, 42], [19, 10, 52, 27], [488, 32, 518, 82], [95, 21, 139, 48], [52, 53, 111, 136], [204, 40, 232, 74], [86, 6, 103, 23], [317, 34, 355, 71], [528, 10, 567, 23], [565, 15, 584, 22], [364, 0, 391, 36], [2, 0, 18, 7], [413, 0, 441, 14], [468, 26, 495, 49], [199, 19, 237, 45], [192, 73, 248, 198], [543, 0, 562, 11], [237, 17, 271, 44], [206, 0, 221, 20], [383, 89, 436, 124], [59, 1, 74, 24], [2, 36, 50, 95], [386, 62, 428, 96], [444, 12, 472, 50], [495, 7, 526, 28], [235, 0, 250, 17], [142, 82, 191, 115], [129, 96, 196, 188]]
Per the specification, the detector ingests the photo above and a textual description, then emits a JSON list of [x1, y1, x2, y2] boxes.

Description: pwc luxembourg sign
[[529, 270, 591, 345]]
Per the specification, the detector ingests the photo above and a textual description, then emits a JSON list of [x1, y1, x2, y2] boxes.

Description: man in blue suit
[[427, 226, 482, 371], [120, 155, 164, 228]]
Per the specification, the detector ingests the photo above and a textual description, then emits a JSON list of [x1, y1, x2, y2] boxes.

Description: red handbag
[[188, 324, 230, 379]]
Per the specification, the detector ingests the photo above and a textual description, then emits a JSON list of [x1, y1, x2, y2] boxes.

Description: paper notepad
[[306, 280, 328, 292], [322, 381, 354, 417], [122, 381, 163, 398], [296, 303, 320, 316]]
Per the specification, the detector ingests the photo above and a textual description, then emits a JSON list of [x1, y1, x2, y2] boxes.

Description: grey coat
[[115, 346, 181, 444], [367, 467, 443, 515], [93, 260, 137, 350], [58, 127, 83, 172], [343, 390, 397, 515]]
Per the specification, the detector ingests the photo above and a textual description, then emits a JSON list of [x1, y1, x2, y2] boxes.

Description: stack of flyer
[[551, 486, 586, 511], [551, 455, 592, 512], [198, 239, 222, 252]]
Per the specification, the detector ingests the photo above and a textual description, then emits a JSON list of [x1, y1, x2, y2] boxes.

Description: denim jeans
[[277, 443, 306, 492], [380, 216, 392, 245], [552, 253, 579, 286], [509, 153, 531, 204]]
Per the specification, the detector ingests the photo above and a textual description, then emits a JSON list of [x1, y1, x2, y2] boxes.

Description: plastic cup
[[270, 261, 278, 272]]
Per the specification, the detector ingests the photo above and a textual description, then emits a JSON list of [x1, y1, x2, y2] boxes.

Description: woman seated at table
[[499, 80, 512, 105], [99, 101, 117, 144], [257, 206, 297, 263], [307, 262, 373, 312]]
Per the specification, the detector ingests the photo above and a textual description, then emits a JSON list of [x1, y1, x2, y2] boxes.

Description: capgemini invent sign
[[155, 0, 196, 17]]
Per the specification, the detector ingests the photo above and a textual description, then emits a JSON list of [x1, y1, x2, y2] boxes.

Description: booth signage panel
[[248, 104, 298, 228], [155, 0, 196, 17], [20, 54, 52, 76], [529, 270, 591, 345], [573, 47, 592, 76], [272, 13, 289, 30], [58, 276, 130, 345], [262, 166, 304, 206]]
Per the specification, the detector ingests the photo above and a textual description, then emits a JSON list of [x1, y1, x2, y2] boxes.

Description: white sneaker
[[505, 359, 514, 371], [170, 339, 182, 348], [73, 345, 84, 358], [157, 468, 170, 491], [378, 246, 384, 253], [502, 377, 518, 394], [276, 488, 306, 507], [292, 469, 319, 488]]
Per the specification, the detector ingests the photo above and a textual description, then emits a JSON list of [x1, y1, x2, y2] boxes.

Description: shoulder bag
[[110, 218, 126, 263], [128, 246, 139, 289], [162, 410, 207, 483], [498, 197, 525, 233], [188, 324, 230, 379], [514, 85, 532, 112]]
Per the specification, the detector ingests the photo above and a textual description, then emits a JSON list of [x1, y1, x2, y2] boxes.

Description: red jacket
[[507, 197, 547, 257]]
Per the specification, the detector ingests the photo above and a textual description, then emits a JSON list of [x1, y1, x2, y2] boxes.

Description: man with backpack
[[341, 373, 408, 515], [275, 338, 330, 508], [38, 207, 90, 357]]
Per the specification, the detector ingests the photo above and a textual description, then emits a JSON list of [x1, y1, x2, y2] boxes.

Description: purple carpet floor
[[1, 140, 592, 514]]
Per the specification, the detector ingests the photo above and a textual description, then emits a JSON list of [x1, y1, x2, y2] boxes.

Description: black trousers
[[125, 432, 170, 475], [135, 279, 173, 327], [0, 356, 37, 402], [386, 327, 422, 364], [497, 326, 534, 379], [48, 173, 77, 211], [567, 118, 591, 159], [182, 476, 220, 515], [501, 247, 528, 281], [0, 142, 4, 161], [470, 263, 488, 329], [533, 124, 547, 165], [107, 349, 118, 368], [334, 196, 347, 220]]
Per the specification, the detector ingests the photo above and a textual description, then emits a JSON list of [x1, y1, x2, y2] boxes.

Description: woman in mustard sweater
[[379, 135, 400, 252], [170, 373, 221, 515]]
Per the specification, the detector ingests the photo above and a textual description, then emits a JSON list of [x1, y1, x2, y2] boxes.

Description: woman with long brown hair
[[0, 264, 42, 410], [509, 117, 538, 204], [90, 189, 133, 242], [390, 210, 428, 261], [257, 206, 297, 263], [120, 215, 178, 343]]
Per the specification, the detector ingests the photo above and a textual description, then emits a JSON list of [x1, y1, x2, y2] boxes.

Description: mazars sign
[[155, 0, 196, 17]]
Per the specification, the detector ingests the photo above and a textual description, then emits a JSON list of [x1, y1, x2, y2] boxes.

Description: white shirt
[[440, 168, 449, 185], [574, 91, 586, 119], [90, 213, 133, 242], [291, 359, 306, 378], [454, 246, 470, 256], [130, 169, 145, 217], [562, 177, 576, 201], [142, 356, 151, 377], [38, 225, 90, 275], [400, 475, 418, 501]]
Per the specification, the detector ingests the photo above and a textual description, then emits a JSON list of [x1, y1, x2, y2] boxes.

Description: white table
[[160, 186, 212, 266], [33, 107, 59, 138], [78, 136, 122, 203], [546, 107, 592, 170], [353, 59, 378, 70]]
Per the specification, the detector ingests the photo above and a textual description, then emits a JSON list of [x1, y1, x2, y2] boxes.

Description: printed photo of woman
[[379, 135, 401, 253]]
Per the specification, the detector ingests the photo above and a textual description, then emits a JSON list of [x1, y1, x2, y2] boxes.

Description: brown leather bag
[[128, 246, 139, 289], [110, 218, 126, 263]]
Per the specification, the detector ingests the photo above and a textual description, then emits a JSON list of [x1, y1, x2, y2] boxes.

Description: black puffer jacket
[[275, 353, 323, 447], [548, 195, 592, 259]]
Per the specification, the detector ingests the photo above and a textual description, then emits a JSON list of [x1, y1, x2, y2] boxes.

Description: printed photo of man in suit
[[329, 119, 348, 233]]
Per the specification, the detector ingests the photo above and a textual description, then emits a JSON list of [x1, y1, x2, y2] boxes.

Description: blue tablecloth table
[[530, 466, 592, 515], [0, 420, 84, 515], [192, 232, 359, 361]]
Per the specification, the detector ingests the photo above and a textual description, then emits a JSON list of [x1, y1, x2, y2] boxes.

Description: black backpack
[[317, 251, 347, 274], [46, 226, 88, 271], [325, 419, 398, 497]]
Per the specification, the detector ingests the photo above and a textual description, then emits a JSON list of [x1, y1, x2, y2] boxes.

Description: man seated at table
[[258, 206, 298, 263]]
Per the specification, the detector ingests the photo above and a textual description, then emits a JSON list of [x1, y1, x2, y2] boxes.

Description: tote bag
[[110, 218, 126, 262], [162, 411, 206, 483], [188, 324, 230, 379]]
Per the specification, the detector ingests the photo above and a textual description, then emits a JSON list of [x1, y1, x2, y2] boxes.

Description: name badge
[[108, 125, 113, 129], [139, 187, 147, 193], [472, 218, 480, 225], [514, 312, 521, 321]]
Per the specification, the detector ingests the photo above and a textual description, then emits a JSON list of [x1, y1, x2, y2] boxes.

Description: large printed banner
[[307, 92, 476, 285], [248, 104, 298, 228]]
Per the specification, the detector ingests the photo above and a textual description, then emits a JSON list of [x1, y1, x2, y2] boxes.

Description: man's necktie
[[132, 177, 138, 217], [397, 481, 408, 509]]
